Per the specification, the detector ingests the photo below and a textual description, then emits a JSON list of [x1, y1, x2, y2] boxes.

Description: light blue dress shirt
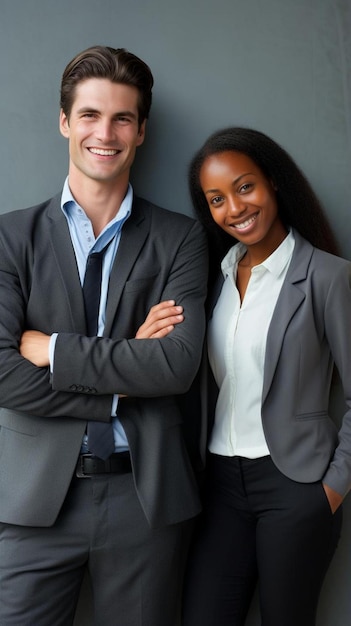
[[50, 177, 132, 451]]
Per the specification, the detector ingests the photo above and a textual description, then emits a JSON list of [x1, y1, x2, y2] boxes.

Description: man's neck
[[68, 173, 129, 237]]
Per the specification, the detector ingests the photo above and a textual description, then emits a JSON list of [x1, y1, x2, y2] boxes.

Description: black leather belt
[[76, 452, 132, 478]]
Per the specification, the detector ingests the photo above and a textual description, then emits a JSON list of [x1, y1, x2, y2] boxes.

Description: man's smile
[[88, 147, 120, 156]]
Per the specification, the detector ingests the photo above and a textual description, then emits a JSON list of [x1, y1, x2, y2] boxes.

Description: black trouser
[[183, 454, 342, 626]]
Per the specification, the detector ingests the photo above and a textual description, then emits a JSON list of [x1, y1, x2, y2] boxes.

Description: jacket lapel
[[207, 274, 225, 319], [261, 232, 313, 404], [46, 196, 86, 334], [104, 197, 149, 336]]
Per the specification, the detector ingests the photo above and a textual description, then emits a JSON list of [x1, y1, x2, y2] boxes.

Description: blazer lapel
[[46, 196, 86, 334], [207, 274, 224, 319], [104, 198, 149, 336], [262, 232, 313, 404]]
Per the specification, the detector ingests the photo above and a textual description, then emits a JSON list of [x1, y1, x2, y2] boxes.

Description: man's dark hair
[[60, 45, 154, 125]]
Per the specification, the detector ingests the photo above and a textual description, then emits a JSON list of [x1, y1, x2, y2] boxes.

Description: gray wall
[[1, 1, 350, 624]]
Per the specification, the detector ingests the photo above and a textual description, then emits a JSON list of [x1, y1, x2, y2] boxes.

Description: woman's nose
[[227, 197, 246, 216]]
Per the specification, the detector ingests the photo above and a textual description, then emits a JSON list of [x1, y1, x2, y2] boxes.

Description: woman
[[181, 127, 351, 626]]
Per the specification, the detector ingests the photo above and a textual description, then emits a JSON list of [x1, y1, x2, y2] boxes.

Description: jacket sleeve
[[321, 261, 351, 497], [0, 214, 113, 422], [52, 219, 208, 398]]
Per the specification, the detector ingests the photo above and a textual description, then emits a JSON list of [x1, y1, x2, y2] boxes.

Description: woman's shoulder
[[294, 230, 350, 270]]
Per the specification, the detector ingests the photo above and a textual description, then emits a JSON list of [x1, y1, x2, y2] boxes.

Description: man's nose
[[96, 120, 115, 141]]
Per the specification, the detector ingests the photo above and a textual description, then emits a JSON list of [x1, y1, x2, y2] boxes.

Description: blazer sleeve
[[52, 218, 208, 398], [0, 212, 113, 421], [320, 260, 351, 497]]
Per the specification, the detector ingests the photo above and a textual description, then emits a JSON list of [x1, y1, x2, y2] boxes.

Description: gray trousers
[[0, 472, 193, 626]]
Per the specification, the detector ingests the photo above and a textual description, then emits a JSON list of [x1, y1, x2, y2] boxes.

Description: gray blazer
[[204, 231, 351, 498], [0, 194, 208, 528]]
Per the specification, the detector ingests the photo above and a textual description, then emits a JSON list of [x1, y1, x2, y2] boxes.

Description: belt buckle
[[76, 453, 93, 478]]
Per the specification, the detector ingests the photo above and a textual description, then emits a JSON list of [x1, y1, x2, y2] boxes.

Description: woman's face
[[200, 150, 287, 250]]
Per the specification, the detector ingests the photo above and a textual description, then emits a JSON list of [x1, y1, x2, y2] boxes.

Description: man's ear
[[59, 109, 70, 138], [137, 120, 146, 146]]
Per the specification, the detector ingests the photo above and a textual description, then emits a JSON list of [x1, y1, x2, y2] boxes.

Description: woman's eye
[[211, 196, 223, 205], [239, 183, 252, 193]]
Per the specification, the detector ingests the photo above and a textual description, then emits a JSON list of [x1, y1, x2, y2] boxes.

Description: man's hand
[[20, 330, 50, 367], [135, 300, 184, 339]]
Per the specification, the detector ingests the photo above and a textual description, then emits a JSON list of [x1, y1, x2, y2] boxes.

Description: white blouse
[[208, 230, 295, 458]]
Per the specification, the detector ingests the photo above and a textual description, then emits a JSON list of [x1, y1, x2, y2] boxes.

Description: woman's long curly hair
[[189, 127, 339, 279]]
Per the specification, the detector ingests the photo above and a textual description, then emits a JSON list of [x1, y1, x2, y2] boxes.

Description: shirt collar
[[221, 229, 295, 279], [60, 176, 133, 227]]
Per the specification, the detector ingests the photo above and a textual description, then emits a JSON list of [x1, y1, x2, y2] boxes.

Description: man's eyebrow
[[76, 107, 137, 120], [76, 107, 99, 114], [114, 110, 138, 119]]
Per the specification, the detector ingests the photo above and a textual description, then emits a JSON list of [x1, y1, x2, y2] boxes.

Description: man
[[0, 46, 207, 626]]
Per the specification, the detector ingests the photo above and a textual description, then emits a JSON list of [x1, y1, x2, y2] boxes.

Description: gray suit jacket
[[0, 194, 208, 528], [203, 231, 351, 498]]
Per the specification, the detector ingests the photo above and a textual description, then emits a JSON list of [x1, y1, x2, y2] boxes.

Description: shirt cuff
[[49, 333, 58, 373], [112, 394, 119, 415]]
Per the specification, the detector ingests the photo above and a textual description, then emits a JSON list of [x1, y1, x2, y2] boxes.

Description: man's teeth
[[235, 215, 257, 229], [89, 148, 118, 156]]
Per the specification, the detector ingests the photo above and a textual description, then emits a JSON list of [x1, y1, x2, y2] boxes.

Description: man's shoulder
[[0, 194, 60, 221], [133, 195, 200, 231], [0, 194, 61, 229]]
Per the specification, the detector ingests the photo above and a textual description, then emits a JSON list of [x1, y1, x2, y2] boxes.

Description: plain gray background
[[1, 1, 350, 625]]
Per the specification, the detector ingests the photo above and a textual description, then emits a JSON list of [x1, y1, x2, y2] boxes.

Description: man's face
[[60, 78, 145, 188]]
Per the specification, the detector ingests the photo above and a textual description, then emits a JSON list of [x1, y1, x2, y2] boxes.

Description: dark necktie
[[83, 239, 115, 460]]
